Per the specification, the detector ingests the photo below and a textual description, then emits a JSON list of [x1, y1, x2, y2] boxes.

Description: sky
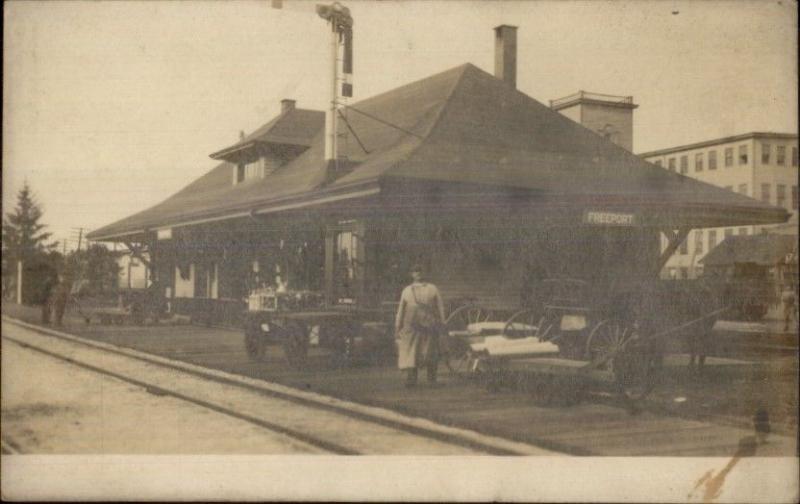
[[3, 0, 797, 248]]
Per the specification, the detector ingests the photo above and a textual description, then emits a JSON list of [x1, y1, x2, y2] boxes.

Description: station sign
[[582, 210, 636, 226], [157, 228, 173, 240]]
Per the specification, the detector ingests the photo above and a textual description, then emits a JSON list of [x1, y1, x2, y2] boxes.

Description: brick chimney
[[281, 99, 296, 114], [494, 25, 518, 88]]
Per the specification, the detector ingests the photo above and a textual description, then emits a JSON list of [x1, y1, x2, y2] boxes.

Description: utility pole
[[16, 260, 23, 304], [71, 227, 87, 253]]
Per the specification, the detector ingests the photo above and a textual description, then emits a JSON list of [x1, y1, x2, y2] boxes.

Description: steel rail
[[2, 317, 555, 455], [2, 334, 357, 455]]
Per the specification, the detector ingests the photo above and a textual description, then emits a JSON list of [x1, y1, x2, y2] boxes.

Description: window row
[[677, 227, 750, 255], [760, 143, 799, 166], [653, 145, 798, 173]]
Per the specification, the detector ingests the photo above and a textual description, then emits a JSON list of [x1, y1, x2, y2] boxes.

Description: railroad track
[[1, 317, 557, 456]]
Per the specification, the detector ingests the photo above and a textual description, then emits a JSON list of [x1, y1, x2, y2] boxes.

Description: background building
[[639, 132, 798, 278], [550, 91, 638, 152]]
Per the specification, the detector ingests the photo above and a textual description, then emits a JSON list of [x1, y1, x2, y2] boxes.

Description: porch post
[[655, 227, 691, 275]]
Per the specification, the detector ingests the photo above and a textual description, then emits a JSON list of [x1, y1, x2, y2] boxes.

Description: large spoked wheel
[[446, 304, 495, 329], [613, 345, 658, 402], [502, 309, 540, 339], [585, 319, 633, 368], [244, 318, 268, 362], [329, 322, 358, 367], [282, 322, 309, 368], [535, 314, 558, 342], [442, 304, 493, 375], [443, 337, 475, 376], [245, 332, 267, 361]]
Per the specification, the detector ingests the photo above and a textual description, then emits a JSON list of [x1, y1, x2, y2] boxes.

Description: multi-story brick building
[[639, 132, 798, 278]]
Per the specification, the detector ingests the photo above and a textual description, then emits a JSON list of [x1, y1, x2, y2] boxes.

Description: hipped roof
[[88, 64, 788, 241], [700, 233, 798, 267]]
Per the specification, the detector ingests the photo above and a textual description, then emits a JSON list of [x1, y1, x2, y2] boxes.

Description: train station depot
[[88, 57, 788, 328]]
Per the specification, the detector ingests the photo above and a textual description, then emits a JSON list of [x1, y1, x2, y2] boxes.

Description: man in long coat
[[395, 264, 446, 387]]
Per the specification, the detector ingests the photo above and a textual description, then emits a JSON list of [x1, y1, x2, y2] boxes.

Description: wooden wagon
[[441, 275, 729, 404]]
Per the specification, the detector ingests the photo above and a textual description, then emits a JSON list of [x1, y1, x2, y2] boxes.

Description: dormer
[[209, 99, 325, 186]]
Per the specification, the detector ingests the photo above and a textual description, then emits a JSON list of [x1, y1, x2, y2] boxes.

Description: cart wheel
[[282, 322, 308, 368], [445, 304, 494, 332], [244, 327, 267, 362], [535, 315, 557, 342], [502, 309, 540, 339], [330, 322, 357, 367], [614, 347, 658, 403], [444, 336, 474, 376], [585, 319, 633, 367]]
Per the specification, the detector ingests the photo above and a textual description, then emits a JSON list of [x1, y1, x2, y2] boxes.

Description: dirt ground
[[3, 302, 798, 455], [1, 341, 322, 454]]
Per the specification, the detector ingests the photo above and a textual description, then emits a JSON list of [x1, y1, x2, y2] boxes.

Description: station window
[[793, 147, 798, 167], [694, 230, 703, 254], [695, 153, 704, 172], [761, 143, 771, 164], [333, 229, 360, 303], [777, 184, 786, 208], [724, 147, 733, 167], [244, 159, 261, 181], [668, 158, 676, 171], [708, 230, 717, 251], [724, 228, 734, 240], [680, 155, 688, 174], [793, 185, 798, 210], [738, 184, 747, 196], [738, 227, 748, 236], [777, 145, 786, 165], [679, 267, 689, 279], [235, 164, 245, 184], [653, 159, 662, 167], [761, 183, 771, 203], [739, 145, 748, 165], [708, 150, 717, 170], [724, 186, 733, 192]]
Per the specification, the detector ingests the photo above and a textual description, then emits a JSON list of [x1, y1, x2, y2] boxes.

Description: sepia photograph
[[2, 0, 798, 501]]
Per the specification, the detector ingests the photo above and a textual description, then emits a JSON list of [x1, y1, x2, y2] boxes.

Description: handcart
[[442, 278, 729, 405], [243, 288, 395, 368]]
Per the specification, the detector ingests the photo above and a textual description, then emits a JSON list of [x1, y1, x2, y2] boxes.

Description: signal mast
[[272, 1, 353, 173]]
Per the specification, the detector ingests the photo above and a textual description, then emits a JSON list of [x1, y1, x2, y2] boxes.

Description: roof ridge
[[386, 63, 473, 166]]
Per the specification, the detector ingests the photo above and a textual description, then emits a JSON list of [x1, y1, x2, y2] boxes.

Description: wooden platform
[[502, 357, 615, 382]]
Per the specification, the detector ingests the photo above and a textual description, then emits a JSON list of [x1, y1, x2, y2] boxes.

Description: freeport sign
[[583, 210, 636, 226]]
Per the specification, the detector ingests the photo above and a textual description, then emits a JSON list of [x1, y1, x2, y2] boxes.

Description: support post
[[123, 241, 152, 270], [656, 227, 691, 275]]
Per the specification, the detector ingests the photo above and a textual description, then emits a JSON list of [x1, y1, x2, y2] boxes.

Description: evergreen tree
[[2, 182, 59, 301]]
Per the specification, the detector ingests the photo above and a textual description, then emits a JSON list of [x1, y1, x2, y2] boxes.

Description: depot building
[[87, 26, 789, 327]]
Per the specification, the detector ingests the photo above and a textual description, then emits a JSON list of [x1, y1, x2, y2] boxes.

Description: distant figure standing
[[395, 264, 445, 388], [50, 274, 71, 327], [40, 271, 59, 325]]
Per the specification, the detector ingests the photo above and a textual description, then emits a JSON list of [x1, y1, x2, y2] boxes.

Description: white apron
[[395, 282, 445, 369]]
